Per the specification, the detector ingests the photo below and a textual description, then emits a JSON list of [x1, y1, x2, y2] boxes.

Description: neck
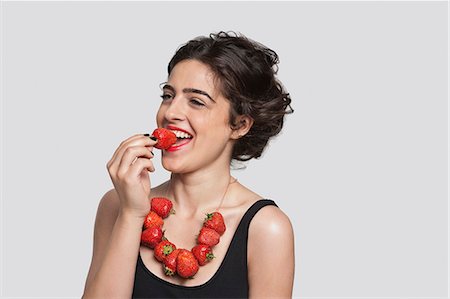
[[167, 168, 233, 217]]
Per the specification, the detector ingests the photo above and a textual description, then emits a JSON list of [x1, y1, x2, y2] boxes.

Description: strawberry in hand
[[152, 128, 177, 150]]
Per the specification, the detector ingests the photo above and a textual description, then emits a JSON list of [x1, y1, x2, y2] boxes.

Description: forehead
[[167, 60, 219, 96]]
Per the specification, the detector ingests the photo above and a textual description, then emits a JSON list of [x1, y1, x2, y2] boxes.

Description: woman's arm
[[82, 189, 144, 299], [248, 205, 295, 298], [83, 134, 156, 298]]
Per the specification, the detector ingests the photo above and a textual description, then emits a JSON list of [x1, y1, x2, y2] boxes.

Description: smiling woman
[[82, 31, 294, 299]]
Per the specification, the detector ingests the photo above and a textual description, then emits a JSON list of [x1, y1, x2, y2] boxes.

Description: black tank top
[[132, 199, 278, 298]]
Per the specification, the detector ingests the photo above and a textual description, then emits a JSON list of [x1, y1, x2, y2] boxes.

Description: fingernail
[[150, 136, 157, 141], [150, 151, 154, 156], [143, 133, 150, 136]]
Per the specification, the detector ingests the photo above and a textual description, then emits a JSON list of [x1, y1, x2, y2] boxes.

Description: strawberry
[[152, 128, 177, 150], [140, 226, 163, 249], [176, 249, 199, 278], [143, 211, 163, 230], [163, 248, 181, 276], [191, 244, 215, 266], [154, 240, 176, 262], [197, 227, 220, 247], [151, 197, 174, 218], [203, 212, 226, 235]]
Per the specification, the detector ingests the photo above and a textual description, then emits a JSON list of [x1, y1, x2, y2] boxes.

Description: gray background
[[1, 1, 448, 298]]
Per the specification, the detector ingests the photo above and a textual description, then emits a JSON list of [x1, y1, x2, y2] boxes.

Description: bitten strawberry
[[197, 227, 220, 247], [152, 128, 177, 150], [154, 240, 176, 262], [151, 197, 174, 218], [203, 212, 226, 235], [163, 248, 181, 276], [140, 226, 163, 249], [176, 249, 199, 278], [143, 211, 163, 230], [192, 244, 215, 266]]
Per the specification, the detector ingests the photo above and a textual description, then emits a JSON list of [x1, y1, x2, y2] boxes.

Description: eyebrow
[[162, 84, 215, 103]]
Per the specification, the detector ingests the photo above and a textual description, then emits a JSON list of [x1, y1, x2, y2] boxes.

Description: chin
[[161, 156, 189, 174], [161, 153, 217, 175]]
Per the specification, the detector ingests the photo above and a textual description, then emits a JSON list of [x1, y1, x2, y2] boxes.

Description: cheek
[[156, 105, 166, 126], [197, 114, 228, 136], [200, 117, 232, 144], [206, 105, 231, 128]]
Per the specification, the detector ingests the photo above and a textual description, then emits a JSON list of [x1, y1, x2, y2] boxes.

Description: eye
[[160, 94, 173, 101], [190, 98, 205, 107]]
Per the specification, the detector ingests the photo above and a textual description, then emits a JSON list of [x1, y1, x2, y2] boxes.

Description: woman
[[83, 31, 294, 298]]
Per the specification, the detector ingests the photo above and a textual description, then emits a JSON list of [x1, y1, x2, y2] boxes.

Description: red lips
[[166, 125, 193, 152]]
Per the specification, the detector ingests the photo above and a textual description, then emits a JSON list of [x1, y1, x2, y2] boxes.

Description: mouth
[[166, 126, 193, 152]]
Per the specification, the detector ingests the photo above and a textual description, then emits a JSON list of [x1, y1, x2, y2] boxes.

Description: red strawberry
[[163, 248, 181, 276], [143, 211, 163, 230], [152, 128, 177, 150], [203, 212, 226, 235], [197, 227, 220, 247], [154, 240, 176, 262], [176, 249, 199, 278], [192, 244, 215, 266], [140, 226, 163, 249], [151, 197, 174, 218]]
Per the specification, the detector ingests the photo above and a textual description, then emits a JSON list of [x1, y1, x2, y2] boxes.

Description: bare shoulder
[[231, 183, 294, 237], [248, 203, 294, 243], [96, 188, 120, 226], [99, 188, 120, 209], [247, 202, 295, 297]]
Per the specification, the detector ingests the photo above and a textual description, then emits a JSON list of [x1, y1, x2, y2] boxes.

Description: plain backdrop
[[1, 1, 448, 298]]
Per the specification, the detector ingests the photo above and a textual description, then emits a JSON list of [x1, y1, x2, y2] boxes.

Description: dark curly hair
[[168, 31, 293, 161]]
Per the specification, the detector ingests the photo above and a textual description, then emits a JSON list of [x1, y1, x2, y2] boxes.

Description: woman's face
[[156, 59, 235, 174]]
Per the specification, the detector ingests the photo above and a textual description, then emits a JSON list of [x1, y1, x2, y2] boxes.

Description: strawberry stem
[[163, 245, 174, 255], [164, 267, 175, 276]]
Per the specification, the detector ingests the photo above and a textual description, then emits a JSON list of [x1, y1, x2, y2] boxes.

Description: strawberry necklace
[[140, 177, 237, 279]]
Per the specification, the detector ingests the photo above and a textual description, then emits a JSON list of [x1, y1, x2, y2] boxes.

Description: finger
[[144, 133, 158, 142], [108, 134, 144, 171], [117, 146, 154, 175], [145, 145, 155, 156], [128, 157, 155, 177], [112, 134, 157, 162], [110, 134, 144, 162], [116, 135, 157, 160], [109, 135, 157, 171]]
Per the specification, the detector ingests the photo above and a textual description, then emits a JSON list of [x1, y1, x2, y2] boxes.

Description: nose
[[163, 96, 186, 122]]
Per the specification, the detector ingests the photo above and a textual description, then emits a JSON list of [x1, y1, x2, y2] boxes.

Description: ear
[[230, 115, 254, 140]]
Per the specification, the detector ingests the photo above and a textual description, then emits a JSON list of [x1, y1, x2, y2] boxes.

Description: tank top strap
[[238, 199, 278, 229], [219, 199, 278, 278], [229, 199, 278, 251]]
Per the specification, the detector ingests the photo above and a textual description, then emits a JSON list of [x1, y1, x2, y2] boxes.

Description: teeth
[[171, 130, 193, 139]]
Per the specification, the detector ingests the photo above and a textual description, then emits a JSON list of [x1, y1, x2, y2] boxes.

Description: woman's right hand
[[106, 134, 157, 219]]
